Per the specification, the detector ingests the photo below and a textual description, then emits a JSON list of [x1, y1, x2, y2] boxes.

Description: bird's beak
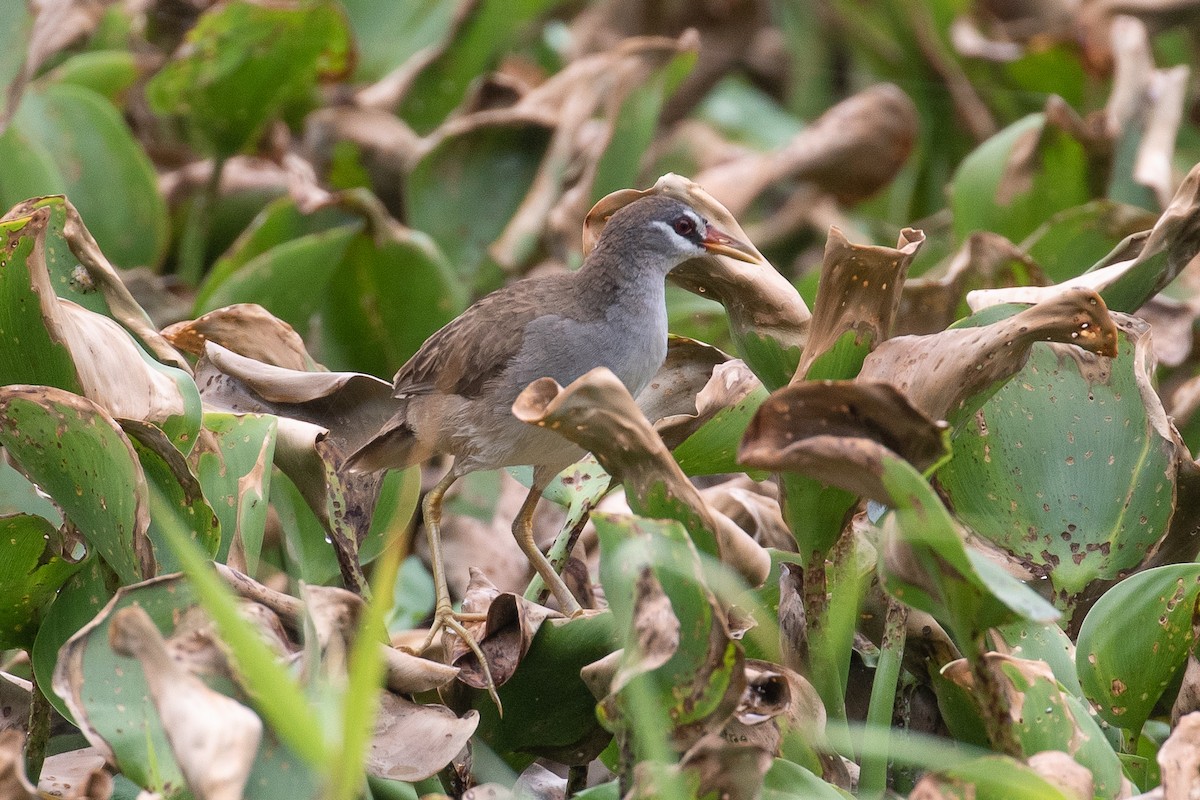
[[701, 224, 759, 263]]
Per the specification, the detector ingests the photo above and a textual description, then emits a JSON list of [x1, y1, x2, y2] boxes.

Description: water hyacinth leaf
[[593, 513, 744, 755], [471, 611, 618, 764], [338, 0, 457, 81], [0, 83, 168, 269], [861, 288, 1119, 425], [30, 557, 115, 722], [943, 655, 1124, 800], [195, 223, 361, 336], [795, 227, 924, 381], [585, 173, 810, 390], [164, 303, 318, 371], [950, 105, 1092, 245], [909, 755, 1073, 800], [196, 197, 361, 313], [52, 575, 320, 800], [0, 204, 201, 451], [990, 619, 1083, 698], [739, 381, 1058, 647], [513, 367, 770, 587], [189, 412, 277, 572], [0, 385, 152, 585], [0, 513, 83, 649], [396, 0, 565, 135], [1021, 200, 1158, 284], [937, 315, 1178, 610], [145, 0, 351, 158], [407, 120, 552, 291], [320, 221, 466, 377], [122, 420, 222, 572], [761, 758, 848, 800], [1076, 564, 1200, 733], [1, 195, 191, 372]]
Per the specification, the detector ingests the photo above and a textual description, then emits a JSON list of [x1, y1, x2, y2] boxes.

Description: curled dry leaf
[[639, 337, 743, 443], [695, 83, 920, 213], [720, 660, 825, 757], [449, 568, 563, 689], [585, 173, 811, 364], [108, 605, 262, 800], [861, 288, 1119, 422], [196, 342, 395, 456], [1159, 711, 1200, 800], [794, 226, 926, 380], [676, 733, 773, 800], [1027, 750, 1096, 800], [303, 106, 419, 215], [513, 367, 770, 586], [365, 691, 479, 783], [739, 380, 949, 504], [700, 478, 793, 552], [300, 584, 363, 671], [162, 304, 316, 371]]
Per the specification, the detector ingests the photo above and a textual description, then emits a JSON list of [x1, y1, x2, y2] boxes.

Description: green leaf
[[338, 0, 457, 81], [47, 50, 140, 104], [938, 320, 1176, 610], [0, 82, 168, 269], [55, 574, 321, 799], [145, 0, 351, 158], [396, 0, 565, 134], [673, 383, 769, 476], [951, 112, 1091, 244], [0, 386, 151, 584], [761, 758, 849, 800], [406, 122, 551, 291], [1076, 564, 1200, 733], [0, 514, 83, 649]]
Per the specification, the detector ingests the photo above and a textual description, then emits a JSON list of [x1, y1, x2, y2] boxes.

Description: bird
[[345, 194, 759, 671]]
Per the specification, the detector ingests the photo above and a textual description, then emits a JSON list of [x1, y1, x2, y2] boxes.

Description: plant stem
[[859, 599, 908, 799], [178, 155, 226, 285], [25, 671, 51, 785]]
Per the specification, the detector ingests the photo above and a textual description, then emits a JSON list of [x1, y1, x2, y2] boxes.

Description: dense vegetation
[[2, 1, 1200, 798]]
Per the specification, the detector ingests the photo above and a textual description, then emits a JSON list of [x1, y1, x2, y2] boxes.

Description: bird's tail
[[342, 411, 430, 474]]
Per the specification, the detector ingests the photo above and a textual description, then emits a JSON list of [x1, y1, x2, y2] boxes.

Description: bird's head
[[599, 195, 760, 273]]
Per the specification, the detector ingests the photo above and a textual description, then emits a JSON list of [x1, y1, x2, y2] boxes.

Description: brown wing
[[392, 273, 576, 400]]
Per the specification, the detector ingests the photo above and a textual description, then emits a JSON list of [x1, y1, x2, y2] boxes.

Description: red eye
[[673, 217, 696, 236]]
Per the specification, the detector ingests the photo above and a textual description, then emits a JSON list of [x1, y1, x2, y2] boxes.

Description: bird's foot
[[420, 604, 502, 713]]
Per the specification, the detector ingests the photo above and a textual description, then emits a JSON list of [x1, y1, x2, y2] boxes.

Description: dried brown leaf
[[365, 692, 479, 783], [162, 304, 316, 371], [0, 675, 30, 735], [108, 605, 262, 800], [861, 288, 1119, 421], [512, 367, 770, 586], [586, 173, 811, 356], [36, 746, 109, 800], [1160, 711, 1200, 800], [448, 568, 562, 689], [739, 380, 949, 504], [695, 83, 920, 212], [677, 733, 772, 800], [1026, 751, 1095, 800], [794, 226, 925, 380], [611, 567, 681, 693], [699, 478, 793, 552]]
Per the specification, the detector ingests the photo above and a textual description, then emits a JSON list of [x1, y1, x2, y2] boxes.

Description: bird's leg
[[418, 464, 498, 706], [513, 472, 584, 616]]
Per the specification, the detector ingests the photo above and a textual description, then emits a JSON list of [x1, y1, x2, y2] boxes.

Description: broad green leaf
[[48, 50, 140, 104], [196, 224, 360, 332], [53, 574, 320, 800], [396, 0, 564, 134], [123, 420, 222, 572], [914, 755, 1073, 800], [472, 612, 618, 762], [31, 558, 116, 722], [991, 619, 1083, 698], [320, 226, 466, 377], [406, 122, 551, 291], [761, 758, 849, 800], [0, 514, 84, 649], [672, 382, 769, 476], [145, 0, 351, 158], [1021, 201, 1157, 284], [1076, 564, 1200, 733], [951, 111, 1091, 244], [0, 386, 151, 584], [339, 0, 457, 81], [191, 412, 277, 570], [938, 318, 1177, 610], [0, 82, 168, 269]]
